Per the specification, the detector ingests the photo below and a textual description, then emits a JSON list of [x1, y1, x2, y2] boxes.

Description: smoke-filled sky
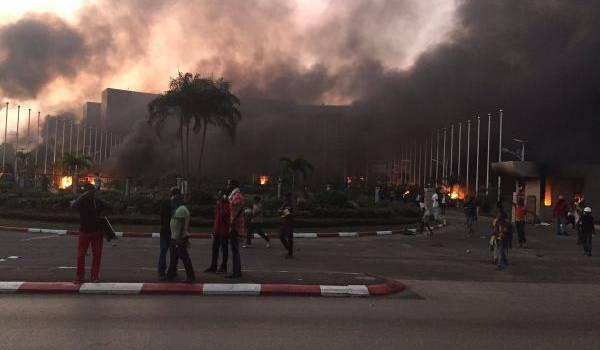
[[0, 0, 455, 112], [1, 0, 600, 166]]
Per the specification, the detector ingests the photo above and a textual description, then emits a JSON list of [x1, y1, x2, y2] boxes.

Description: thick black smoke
[[2, 0, 600, 181], [0, 15, 87, 99]]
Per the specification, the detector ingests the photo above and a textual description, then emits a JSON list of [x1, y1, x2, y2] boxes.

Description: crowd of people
[[413, 187, 594, 272], [71, 179, 296, 283]]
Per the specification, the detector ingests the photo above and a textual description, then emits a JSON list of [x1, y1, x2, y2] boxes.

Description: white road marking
[[376, 230, 393, 235], [21, 235, 58, 242]]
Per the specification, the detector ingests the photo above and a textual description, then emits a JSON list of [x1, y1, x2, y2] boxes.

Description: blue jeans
[[158, 233, 172, 276], [495, 238, 508, 269], [556, 217, 567, 235]]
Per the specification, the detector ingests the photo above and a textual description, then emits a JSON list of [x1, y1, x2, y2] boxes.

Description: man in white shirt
[[432, 190, 440, 221]]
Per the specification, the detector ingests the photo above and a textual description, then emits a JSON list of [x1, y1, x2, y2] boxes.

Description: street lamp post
[[442, 127, 447, 181], [435, 130, 440, 184], [44, 116, 49, 174], [35, 111, 40, 169], [457, 122, 462, 179], [450, 124, 454, 177]]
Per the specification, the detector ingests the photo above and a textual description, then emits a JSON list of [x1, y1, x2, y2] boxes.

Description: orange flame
[[259, 176, 269, 186], [59, 176, 73, 189]]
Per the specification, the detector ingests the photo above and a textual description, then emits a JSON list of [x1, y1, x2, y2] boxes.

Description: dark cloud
[[0, 14, 87, 98]]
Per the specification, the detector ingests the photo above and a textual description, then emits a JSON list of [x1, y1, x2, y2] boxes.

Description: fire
[[59, 176, 73, 189], [544, 178, 552, 207], [445, 184, 465, 200], [259, 175, 269, 186]]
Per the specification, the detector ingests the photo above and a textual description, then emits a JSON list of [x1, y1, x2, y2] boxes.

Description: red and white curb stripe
[[0, 280, 405, 297], [0, 226, 410, 239]]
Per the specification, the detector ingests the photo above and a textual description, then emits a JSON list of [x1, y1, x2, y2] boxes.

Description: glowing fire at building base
[[59, 176, 73, 190]]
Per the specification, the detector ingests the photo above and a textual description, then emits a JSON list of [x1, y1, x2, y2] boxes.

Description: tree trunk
[[197, 119, 208, 177], [179, 115, 185, 177]]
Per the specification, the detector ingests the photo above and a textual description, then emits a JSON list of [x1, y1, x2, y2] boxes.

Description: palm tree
[[280, 155, 314, 191], [148, 72, 241, 178], [62, 153, 92, 193]]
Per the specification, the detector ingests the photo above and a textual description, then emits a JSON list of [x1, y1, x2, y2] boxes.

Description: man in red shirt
[[205, 190, 231, 274], [513, 198, 531, 248], [553, 195, 569, 236], [71, 183, 104, 283]]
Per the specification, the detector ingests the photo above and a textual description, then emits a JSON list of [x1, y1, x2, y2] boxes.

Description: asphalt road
[[1, 210, 599, 349], [0, 210, 598, 283], [1, 280, 599, 350]]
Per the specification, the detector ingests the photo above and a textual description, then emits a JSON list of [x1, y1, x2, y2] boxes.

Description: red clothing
[[213, 199, 231, 236], [515, 205, 528, 222], [553, 200, 568, 218], [76, 231, 103, 281], [228, 189, 245, 234]]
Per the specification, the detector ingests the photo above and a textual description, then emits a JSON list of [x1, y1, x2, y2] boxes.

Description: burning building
[[493, 161, 600, 222]]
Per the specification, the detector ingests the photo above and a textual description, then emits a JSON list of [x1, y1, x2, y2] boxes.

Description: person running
[[490, 211, 510, 270], [580, 207, 594, 257], [279, 193, 295, 258], [243, 196, 271, 248], [554, 195, 569, 236], [166, 192, 196, 282], [512, 198, 532, 248], [71, 183, 105, 283], [157, 187, 179, 280], [418, 199, 434, 237], [464, 195, 478, 237], [205, 190, 230, 274], [227, 179, 244, 278]]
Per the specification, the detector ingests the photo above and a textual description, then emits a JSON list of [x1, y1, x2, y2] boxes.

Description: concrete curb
[[0, 225, 412, 239], [0, 280, 405, 297]]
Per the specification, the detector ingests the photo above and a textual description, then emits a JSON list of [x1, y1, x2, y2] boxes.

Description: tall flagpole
[[53, 117, 58, 172], [442, 127, 447, 181], [457, 122, 462, 179], [27, 109, 31, 139], [69, 120, 73, 154], [44, 116, 49, 174], [61, 118, 66, 159], [14, 106, 20, 179], [497, 109, 503, 199], [2, 102, 8, 172], [35, 111, 40, 169], [450, 124, 454, 177], [466, 119, 471, 195], [435, 130, 440, 184], [486, 113, 491, 196], [94, 128, 98, 163], [429, 133, 433, 180], [475, 115, 481, 197], [418, 140, 422, 186], [76, 124, 80, 157]]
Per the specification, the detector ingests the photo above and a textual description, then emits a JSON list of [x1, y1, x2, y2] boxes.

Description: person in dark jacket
[[205, 190, 231, 273], [158, 187, 180, 280], [71, 183, 104, 283], [580, 207, 594, 257], [279, 193, 295, 258]]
